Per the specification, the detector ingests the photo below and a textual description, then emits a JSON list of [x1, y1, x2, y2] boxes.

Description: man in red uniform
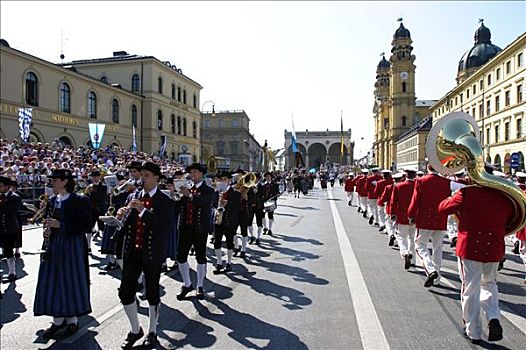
[[390, 169, 417, 269], [379, 172, 403, 246], [407, 164, 466, 287], [366, 168, 383, 226], [374, 170, 393, 233], [344, 173, 356, 206], [438, 166, 514, 345], [356, 169, 369, 216]]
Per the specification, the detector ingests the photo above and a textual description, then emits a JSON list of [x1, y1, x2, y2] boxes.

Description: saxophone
[[426, 111, 526, 235]]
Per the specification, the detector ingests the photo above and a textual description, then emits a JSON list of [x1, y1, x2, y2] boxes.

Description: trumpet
[[28, 194, 49, 224], [113, 179, 133, 196]]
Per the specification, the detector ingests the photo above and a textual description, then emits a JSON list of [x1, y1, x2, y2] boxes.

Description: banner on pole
[[88, 123, 106, 149], [17, 107, 33, 142]]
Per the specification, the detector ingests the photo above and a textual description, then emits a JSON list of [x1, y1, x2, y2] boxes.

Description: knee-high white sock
[[86, 233, 92, 249], [7, 257, 15, 275], [215, 249, 223, 265], [263, 218, 267, 229], [257, 226, 262, 239], [269, 219, 274, 230], [116, 259, 123, 270], [234, 234, 240, 249], [123, 302, 140, 333], [196, 263, 206, 288], [65, 316, 78, 325], [148, 304, 159, 334], [248, 225, 254, 237], [227, 249, 233, 264], [241, 236, 248, 252], [179, 262, 192, 287], [53, 317, 65, 326]]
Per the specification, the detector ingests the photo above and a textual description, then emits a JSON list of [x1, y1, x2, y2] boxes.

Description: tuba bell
[[235, 172, 257, 193], [426, 111, 526, 235]]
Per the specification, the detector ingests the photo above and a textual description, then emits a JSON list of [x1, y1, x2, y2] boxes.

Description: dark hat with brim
[[264, 171, 273, 177], [127, 161, 143, 170], [48, 168, 76, 179], [140, 161, 162, 177], [216, 170, 232, 179], [186, 162, 206, 174]]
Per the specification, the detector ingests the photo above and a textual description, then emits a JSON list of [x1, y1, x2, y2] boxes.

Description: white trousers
[[345, 191, 354, 205], [458, 258, 501, 340], [378, 206, 386, 227], [367, 199, 379, 223], [359, 196, 368, 212], [397, 224, 416, 261], [415, 229, 445, 278], [384, 213, 393, 235], [519, 239, 526, 271], [447, 215, 458, 241]]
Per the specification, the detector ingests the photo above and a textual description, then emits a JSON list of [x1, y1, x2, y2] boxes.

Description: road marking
[[327, 187, 390, 350]]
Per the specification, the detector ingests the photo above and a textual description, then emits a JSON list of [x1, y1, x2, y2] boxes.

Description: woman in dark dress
[[34, 169, 93, 339]]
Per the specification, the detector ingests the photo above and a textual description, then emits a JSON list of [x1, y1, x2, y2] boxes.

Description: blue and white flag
[[291, 113, 298, 153], [131, 125, 137, 152], [88, 123, 106, 149], [17, 107, 32, 142]]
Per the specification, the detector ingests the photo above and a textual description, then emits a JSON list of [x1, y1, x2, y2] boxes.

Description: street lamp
[[201, 100, 216, 117]]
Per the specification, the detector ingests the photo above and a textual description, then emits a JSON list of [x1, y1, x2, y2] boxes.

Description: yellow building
[[0, 39, 203, 163], [431, 22, 525, 173], [373, 21, 433, 170]]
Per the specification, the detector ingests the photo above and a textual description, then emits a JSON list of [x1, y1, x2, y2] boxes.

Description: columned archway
[[327, 143, 349, 165], [308, 143, 327, 169]]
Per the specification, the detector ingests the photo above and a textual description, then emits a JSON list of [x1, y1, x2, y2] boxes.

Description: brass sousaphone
[[426, 111, 526, 235]]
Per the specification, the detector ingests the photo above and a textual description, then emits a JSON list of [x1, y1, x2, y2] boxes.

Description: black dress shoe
[[497, 257, 505, 271], [513, 240, 520, 254], [404, 255, 411, 270], [196, 287, 205, 299], [368, 216, 374, 225], [374, 223, 380, 227], [42, 321, 67, 340], [263, 228, 268, 235], [233, 248, 239, 257], [103, 263, 116, 271], [210, 237, 215, 244], [160, 264, 168, 273], [176, 285, 194, 301], [358, 207, 362, 213], [239, 251, 246, 258], [348, 200, 352, 206], [255, 238, 261, 245], [249, 237, 255, 244], [121, 327, 144, 349], [450, 237, 457, 248], [463, 331, 482, 345], [142, 332, 157, 349], [63, 323, 79, 337], [488, 319, 503, 341], [379, 226, 385, 232], [224, 263, 232, 272], [424, 271, 439, 288], [388, 235, 396, 246], [6, 274, 16, 282], [213, 265, 224, 275], [268, 230, 273, 236]]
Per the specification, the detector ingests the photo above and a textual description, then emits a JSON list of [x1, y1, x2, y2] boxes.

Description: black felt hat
[[140, 161, 162, 177], [48, 168, 75, 179], [127, 161, 143, 170], [185, 162, 206, 174]]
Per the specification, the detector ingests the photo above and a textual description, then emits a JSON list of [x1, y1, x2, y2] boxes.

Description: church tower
[[373, 55, 391, 169], [389, 20, 416, 168]]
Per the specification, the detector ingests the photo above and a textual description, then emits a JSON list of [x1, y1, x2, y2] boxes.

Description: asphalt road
[[1, 183, 525, 350]]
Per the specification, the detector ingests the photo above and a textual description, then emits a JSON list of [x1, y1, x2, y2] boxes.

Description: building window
[[192, 121, 197, 138], [131, 104, 138, 127], [157, 110, 163, 130], [518, 84, 523, 103], [183, 89, 187, 104], [60, 82, 71, 113], [100, 76, 108, 83], [177, 116, 181, 135], [496, 68, 501, 80], [517, 119, 523, 138], [402, 115, 407, 127], [495, 124, 499, 143], [25, 72, 38, 106], [170, 83, 175, 99], [486, 128, 490, 144], [177, 87, 181, 101], [495, 95, 500, 112], [471, 108, 476, 119], [218, 119, 223, 128], [455, 96, 458, 106], [473, 84, 477, 95], [402, 82, 407, 93], [88, 91, 97, 119], [205, 119, 210, 128], [479, 103, 484, 120], [230, 141, 239, 154], [232, 119, 238, 128], [518, 53, 524, 67], [171, 114, 175, 133], [216, 141, 225, 155], [480, 80, 483, 90], [504, 122, 510, 141], [131, 74, 140, 93], [487, 74, 492, 86], [486, 100, 491, 116], [158, 77, 163, 94], [183, 117, 187, 136], [504, 91, 510, 106], [384, 118, 389, 128], [112, 99, 119, 123], [193, 94, 197, 108], [466, 89, 470, 99], [506, 61, 511, 74]]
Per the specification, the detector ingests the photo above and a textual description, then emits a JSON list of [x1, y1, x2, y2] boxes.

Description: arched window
[[158, 77, 163, 94], [60, 82, 71, 113], [183, 117, 187, 136], [192, 120, 197, 138], [183, 89, 187, 104], [177, 87, 181, 101], [171, 83, 176, 99], [100, 76, 108, 83], [112, 99, 119, 123], [402, 115, 407, 127], [402, 82, 407, 93], [131, 74, 140, 93], [177, 116, 182, 135], [157, 110, 163, 130], [25, 72, 38, 106], [131, 104, 137, 127], [171, 114, 176, 133], [193, 94, 197, 108], [88, 91, 97, 119]]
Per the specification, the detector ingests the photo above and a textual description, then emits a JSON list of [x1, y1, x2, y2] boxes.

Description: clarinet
[[111, 191, 140, 240], [41, 197, 58, 262]]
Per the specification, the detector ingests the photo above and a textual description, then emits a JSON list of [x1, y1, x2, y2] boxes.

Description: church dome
[[393, 22, 411, 39], [458, 22, 502, 72], [377, 56, 390, 69]]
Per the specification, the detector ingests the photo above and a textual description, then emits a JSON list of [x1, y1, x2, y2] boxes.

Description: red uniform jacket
[[516, 184, 526, 240], [366, 174, 383, 199], [407, 173, 452, 230], [438, 186, 514, 263], [374, 178, 393, 200], [356, 176, 368, 197], [344, 177, 355, 192], [378, 184, 394, 214], [390, 179, 416, 225]]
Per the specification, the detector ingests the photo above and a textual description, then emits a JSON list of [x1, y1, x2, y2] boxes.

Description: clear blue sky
[[1, 1, 524, 157]]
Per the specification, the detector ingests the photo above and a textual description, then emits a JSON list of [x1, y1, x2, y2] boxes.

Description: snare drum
[[263, 200, 277, 213]]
